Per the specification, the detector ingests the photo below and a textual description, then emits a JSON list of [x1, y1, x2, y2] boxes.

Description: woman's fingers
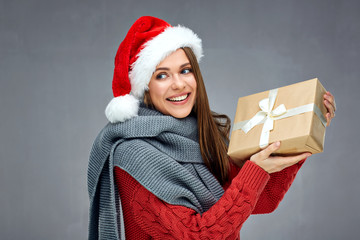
[[324, 99, 335, 117], [325, 91, 336, 111], [254, 141, 281, 160], [250, 142, 311, 173], [262, 152, 311, 173], [324, 92, 336, 126], [324, 93, 336, 114], [325, 112, 332, 127], [324, 98, 334, 126], [276, 152, 311, 169]]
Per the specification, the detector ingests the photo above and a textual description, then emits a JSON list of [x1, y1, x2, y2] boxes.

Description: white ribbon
[[233, 88, 327, 148]]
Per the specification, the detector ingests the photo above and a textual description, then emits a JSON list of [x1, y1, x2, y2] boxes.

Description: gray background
[[1, 0, 359, 239]]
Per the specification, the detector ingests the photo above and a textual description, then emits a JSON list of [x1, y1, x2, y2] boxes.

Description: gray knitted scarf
[[87, 104, 224, 240]]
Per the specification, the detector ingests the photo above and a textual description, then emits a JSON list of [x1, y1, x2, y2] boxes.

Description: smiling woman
[[87, 16, 336, 240], [146, 48, 197, 119]]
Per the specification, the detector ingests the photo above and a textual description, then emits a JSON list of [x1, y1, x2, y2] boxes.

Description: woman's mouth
[[167, 93, 190, 102]]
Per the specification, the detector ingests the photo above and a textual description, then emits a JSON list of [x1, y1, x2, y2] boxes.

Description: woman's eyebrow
[[154, 67, 169, 72], [154, 63, 191, 72], [180, 63, 191, 68]]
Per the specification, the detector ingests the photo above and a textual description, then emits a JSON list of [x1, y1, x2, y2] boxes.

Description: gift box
[[228, 78, 328, 161]]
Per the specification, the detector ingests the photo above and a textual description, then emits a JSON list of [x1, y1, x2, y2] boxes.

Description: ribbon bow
[[241, 89, 286, 148]]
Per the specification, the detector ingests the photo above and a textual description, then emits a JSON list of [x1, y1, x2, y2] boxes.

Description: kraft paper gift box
[[228, 78, 328, 162]]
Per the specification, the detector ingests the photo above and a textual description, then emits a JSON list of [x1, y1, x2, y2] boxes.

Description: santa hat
[[105, 16, 203, 123]]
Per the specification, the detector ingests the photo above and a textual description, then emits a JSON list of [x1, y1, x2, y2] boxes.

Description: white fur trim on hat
[[129, 25, 203, 99], [105, 94, 139, 123]]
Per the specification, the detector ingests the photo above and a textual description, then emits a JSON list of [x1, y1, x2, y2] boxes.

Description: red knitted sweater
[[114, 159, 304, 239]]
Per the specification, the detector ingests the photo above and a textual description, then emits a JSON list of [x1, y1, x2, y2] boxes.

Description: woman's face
[[148, 48, 197, 118]]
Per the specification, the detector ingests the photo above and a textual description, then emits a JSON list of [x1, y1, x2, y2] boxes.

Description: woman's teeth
[[167, 94, 189, 102]]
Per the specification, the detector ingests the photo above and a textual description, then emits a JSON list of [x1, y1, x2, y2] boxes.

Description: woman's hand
[[250, 142, 311, 174], [324, 91, 336, 126]]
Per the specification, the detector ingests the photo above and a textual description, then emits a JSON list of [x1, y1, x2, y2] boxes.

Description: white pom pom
[[105, 95, 139, 123]]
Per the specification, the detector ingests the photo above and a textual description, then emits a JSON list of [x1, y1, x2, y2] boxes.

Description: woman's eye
[[156, 73, 167, 80], [181, 68, 192, 74]]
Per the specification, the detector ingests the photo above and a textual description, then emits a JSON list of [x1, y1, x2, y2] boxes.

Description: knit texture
[[114, 160, 305, 239], [88, 104, 224, 240], [115, 160, 269, 239]]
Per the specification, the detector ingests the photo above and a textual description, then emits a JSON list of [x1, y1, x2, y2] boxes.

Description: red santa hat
[[105, 16, 203, 123]]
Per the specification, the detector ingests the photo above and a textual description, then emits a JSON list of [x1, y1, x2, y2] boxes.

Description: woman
[[88, 16, 336, 240]]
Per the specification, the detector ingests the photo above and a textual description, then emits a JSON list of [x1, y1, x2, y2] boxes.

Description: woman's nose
[[171, 74, 186, 89]]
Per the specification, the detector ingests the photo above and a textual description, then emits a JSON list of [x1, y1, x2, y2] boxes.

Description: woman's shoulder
[[113, 138, 153, 155]]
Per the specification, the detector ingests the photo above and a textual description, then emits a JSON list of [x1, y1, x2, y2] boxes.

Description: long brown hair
[[182, 47, 231, 185], [144, 47, 231, 185]]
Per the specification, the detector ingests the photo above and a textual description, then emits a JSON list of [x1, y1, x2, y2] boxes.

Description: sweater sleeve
[[251, 159, 306, 214], [115, 160, 269, 240], [226, 159, 306, 215]]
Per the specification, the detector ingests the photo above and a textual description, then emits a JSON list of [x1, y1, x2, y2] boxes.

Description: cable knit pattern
[[252, 159, 305, 214], [114, 159, 305, 239], [115, 161, 270, 239]]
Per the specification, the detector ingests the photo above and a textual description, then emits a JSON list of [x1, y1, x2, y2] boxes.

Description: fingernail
[[275, 141, 280, 147]]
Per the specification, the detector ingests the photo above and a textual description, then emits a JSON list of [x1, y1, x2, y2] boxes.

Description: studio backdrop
[[0, 0, 359, 239]]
